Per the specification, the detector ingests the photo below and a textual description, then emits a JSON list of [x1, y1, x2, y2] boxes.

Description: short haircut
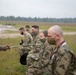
[[49, 25, 63, 36], [19, 27, 24, 30], [32, 25, 39, 29], [25, 25, 30, 28], [43, 30, 48, 37]]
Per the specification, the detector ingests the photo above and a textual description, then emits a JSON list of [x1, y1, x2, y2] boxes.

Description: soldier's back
[[52, 43, 76, 75]]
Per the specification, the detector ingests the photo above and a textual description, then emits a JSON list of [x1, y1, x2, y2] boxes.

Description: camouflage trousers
[[26, 66, 52, 75], [26, 68, 42, 75]]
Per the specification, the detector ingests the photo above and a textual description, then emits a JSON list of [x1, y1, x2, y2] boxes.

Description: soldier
[[26, 30, 53, 75], [19, 27, 33, 65], [19, 27, 33, 55], [26, 25, 43, 75], [0, 45, 10, 51], [30, 25, 43, 51], [38, 30, 53, 75], [47, 25, 76, 75]]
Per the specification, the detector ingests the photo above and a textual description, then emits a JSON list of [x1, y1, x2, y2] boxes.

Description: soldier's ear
[[56, 34, 60, 40]]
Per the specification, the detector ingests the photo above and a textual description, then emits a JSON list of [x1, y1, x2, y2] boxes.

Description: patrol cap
[[32, 25, 39, 29]]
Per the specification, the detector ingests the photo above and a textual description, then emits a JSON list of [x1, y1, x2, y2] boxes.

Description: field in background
[[0, 20, 76, 32], [0, 21, 76, 75]]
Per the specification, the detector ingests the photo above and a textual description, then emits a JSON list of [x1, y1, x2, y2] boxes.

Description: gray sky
[[0, 0, 76, 18]]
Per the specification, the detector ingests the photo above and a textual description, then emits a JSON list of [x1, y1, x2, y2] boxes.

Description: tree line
[[0, 16, 76, 23]]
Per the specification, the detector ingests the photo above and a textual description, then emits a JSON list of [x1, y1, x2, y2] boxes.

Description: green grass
[[64, 35, 76, 53], [61, 26, 76, 32], [0, 50, 26, 75], [0, 37, 25, 75]]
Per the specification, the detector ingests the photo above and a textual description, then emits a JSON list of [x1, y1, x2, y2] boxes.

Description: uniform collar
[[61, 42, 66, 47], [53, 40, 66, 54]]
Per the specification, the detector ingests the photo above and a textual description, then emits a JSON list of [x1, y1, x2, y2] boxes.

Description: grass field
[[0, 37, 26, 75], [0, 21, 76, 75], [0, 20, 76, 32]]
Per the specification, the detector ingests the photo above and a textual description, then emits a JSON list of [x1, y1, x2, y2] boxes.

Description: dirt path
[[63, 32, 76, 35], [0, 33, 23, 38], [0, 32, 76, 38]]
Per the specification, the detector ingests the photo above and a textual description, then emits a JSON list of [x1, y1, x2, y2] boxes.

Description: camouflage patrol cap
[[32, 25, 39, 29]]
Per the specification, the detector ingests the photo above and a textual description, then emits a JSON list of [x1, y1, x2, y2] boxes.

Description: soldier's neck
[[56, 38, 65, 48]]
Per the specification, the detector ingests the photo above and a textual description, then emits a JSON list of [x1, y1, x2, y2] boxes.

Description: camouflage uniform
[[29, 33, 43, 52], [26, 33, 43, 75], [19, 31, 33, 56], [26, 49, 42, 75], [25, 29, 30, 33], [39, 41, 53, 75], [51, 41, 76, 75], [32, 33, 40, 45], [26, 39, 53, 75]]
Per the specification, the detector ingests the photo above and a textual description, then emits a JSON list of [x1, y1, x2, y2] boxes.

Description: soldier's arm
[[38, 50, 51, 67], [54, 52, 71, 75], [39, 58, 49, 67], [23, 35, 28, 45], [34, 39, 43, 51], [30, 49, 51, 68], [26, 54, 34, 66], [21, 34, 33, 52]]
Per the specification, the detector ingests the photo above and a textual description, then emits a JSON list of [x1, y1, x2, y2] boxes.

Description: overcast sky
[[0, 0, 76, 18]]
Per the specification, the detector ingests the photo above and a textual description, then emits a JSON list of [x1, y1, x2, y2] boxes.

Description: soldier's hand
[[0, 45, 10, 51], [19, 39, 24, 45], [6, 45, 10, 50]]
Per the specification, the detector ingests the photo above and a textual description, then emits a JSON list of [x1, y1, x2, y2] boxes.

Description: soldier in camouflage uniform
[[26, 25, 43, 75], [19, 27, 33, 56], [38, 30, 53, 75], [47, 25, 76, 75], [31, 25, 40, 45]]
